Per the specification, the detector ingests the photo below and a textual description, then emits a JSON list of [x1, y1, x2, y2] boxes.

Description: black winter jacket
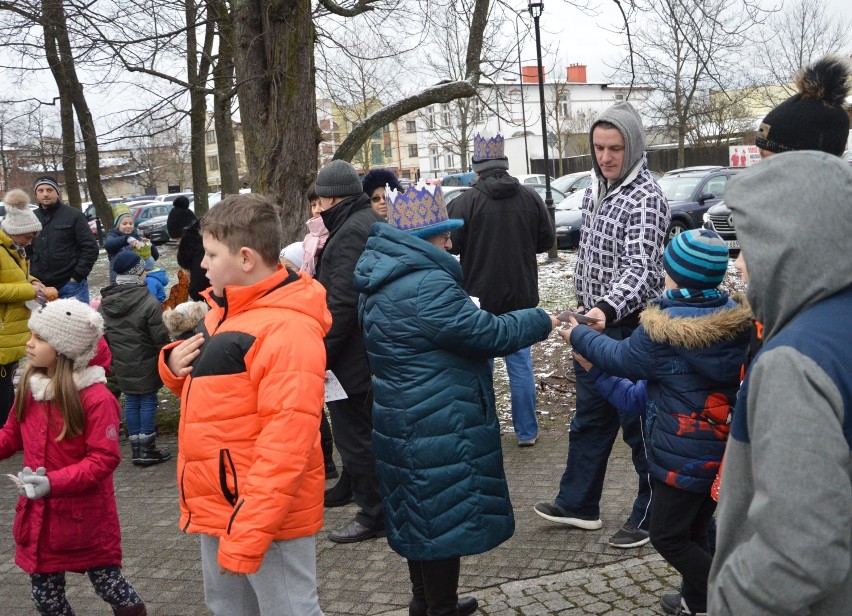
[[176, 222, 209, 301], [99, 282, 170, 395], [447, 171, 554, 314], [29, 201, 99, 289], [316, 193, 383, 395]]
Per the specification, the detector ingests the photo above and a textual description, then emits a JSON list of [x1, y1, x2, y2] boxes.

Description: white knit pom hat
[[2, 189, 42, 235], [28, 299, 104, 370]]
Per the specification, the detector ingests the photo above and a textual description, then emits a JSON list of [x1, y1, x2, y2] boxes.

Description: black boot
[[324, 467, 353, 507], [113, 603, 147, 616], [129, 435, 142, 464], [134, 433, 171, 467], [408, 557, 474, 616]]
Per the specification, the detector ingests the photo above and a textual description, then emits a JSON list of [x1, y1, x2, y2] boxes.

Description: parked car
[[702, 202, 739, 252], [526, 184, 567, 205], [656, 167, 738, 243], [553, 171, 592, 194], [155, 192, 194, 204], [442, 186, 469, 205], [136, 213, 171, 245], [441, 172, 476, 187], [554, 189, 585, 249], [515, 173, 556, 185], [663, 165, 725, 176], [131, 203, 173, 225]]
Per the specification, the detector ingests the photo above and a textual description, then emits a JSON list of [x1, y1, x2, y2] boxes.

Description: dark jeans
[[556, 324, 652, 528], [327, 389, 384, 530], [0, 361, 17, 426], [407, 557, 461, 616], [649, 480, 717, 613]]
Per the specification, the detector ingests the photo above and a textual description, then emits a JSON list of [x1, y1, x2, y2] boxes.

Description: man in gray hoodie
[[707, 151, 852, 615], [534, 102, 670, 548]]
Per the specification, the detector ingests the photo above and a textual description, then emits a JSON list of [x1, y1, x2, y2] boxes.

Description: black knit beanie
[[755, 55, 851, 156]]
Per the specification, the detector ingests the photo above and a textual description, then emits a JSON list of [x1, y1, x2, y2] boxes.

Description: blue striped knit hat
[[664, 229, 729, 290]]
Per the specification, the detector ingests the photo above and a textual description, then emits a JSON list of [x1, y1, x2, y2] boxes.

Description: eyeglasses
[[370, 195, 385, 204], [440, 232, 451, 241]]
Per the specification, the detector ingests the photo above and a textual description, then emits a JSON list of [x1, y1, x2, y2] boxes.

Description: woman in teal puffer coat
[[354, 184, 557, 616]]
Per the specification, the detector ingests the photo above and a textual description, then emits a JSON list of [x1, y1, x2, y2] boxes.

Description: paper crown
[[387, 181, 464, 239], [472, 133, 506, 161]]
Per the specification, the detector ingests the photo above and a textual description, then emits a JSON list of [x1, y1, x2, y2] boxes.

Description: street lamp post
[[512, 13, 531, 174], [529, 1, 557, 260]]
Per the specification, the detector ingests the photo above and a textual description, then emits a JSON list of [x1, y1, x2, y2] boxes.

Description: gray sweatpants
[[200, 533, 324, 616]]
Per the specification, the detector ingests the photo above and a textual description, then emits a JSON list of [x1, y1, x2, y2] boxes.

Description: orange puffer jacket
[[159, 268, 331, 574]]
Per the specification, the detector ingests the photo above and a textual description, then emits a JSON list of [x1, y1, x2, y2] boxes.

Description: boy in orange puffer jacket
[[158, 194, 332, 616]]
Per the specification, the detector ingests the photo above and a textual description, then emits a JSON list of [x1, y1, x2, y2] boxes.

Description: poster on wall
[[729, 145, 761, 168]]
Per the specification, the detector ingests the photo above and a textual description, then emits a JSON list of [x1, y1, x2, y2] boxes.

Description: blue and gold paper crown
[[472, 133, 506, 161], [387, 181, 464, 239]]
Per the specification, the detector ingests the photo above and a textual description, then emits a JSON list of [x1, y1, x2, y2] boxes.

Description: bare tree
[[413, 0, 514, 175], [688, 89, 755, 147], [756, 0, 851, 105], [610, 0, 769, 167]]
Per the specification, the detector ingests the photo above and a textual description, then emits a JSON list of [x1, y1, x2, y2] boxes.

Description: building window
[[473, 99, 483, 123], [427, 107, 436, 129], [207, 155, 219, 171], [614, 93, 625, 101], [561, 100, 570, 117], [401, 169, 411, 179], [371, 143, 383, 164], [205, 130, 216, 144], [430, 146, 439, 170], [445, 154, 455, 168], [384, 143, 392, 160], [442, 104, 451, 127], [406, 120, 417, 133], [408, 144, 418, 158]]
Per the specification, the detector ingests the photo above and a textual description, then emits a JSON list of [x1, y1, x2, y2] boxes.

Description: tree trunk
[[232, 0, 317, 241], [56, 92, 80, 209], [210, 0, 240, 197], [42, 0, 107, 223], [186, 0, 214, 216]]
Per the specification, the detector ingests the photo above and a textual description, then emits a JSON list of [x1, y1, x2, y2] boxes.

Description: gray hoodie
[[708, 151, 852, 616], [589, 101, 646, 196]]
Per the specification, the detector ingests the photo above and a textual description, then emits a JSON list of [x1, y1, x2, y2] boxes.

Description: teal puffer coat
[[354, 223, 552, 560]]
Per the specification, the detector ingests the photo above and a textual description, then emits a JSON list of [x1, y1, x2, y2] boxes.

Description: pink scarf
[[301, 216, 329, 277]]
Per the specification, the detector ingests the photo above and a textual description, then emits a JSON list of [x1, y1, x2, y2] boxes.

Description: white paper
[[324, 370, 348, 402], [469, 296, 481, 308]]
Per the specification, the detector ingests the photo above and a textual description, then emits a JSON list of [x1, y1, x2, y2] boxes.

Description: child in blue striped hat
[[559, 228, 751, 616]]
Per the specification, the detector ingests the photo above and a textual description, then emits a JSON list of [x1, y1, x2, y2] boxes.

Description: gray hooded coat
[[708, 151, 852, 616]]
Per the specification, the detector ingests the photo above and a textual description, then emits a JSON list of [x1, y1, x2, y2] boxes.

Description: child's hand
[[167, 333, 205, 377], [558, 324, 573, 343], [549, 315, 560, 330], [572, 351, 593, 372]]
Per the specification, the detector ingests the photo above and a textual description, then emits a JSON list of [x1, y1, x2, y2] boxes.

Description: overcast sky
[[509, 0, 852, 83]]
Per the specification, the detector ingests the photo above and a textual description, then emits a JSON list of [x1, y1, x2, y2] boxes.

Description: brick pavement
[[0, 433, 678, 615]]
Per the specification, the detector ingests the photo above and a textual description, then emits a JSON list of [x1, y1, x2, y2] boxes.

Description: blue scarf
[[665, 288, 725, 301]]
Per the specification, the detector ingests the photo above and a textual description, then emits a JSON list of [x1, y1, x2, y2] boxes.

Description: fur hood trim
[[640, 294, 752, 349], [28, 366, 107, 401]]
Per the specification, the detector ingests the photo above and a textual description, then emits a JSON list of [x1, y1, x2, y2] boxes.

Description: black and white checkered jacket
[[574, 159, 669, 325]]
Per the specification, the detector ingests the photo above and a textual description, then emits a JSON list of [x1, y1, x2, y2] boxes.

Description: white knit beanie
[[28, 299, 104, 370], [2, 189, 42, 236]]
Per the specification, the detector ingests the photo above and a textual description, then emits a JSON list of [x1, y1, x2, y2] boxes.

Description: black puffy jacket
[[29, 201, 99, 289]]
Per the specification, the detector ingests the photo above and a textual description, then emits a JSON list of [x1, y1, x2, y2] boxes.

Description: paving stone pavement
[[0, 433, 679, 615]]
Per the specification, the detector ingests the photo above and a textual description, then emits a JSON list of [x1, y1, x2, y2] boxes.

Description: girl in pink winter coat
[[0, 299, 147, 616]]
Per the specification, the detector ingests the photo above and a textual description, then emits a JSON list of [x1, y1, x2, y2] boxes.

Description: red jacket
[[159, 268, 332, 574], [0, 367, 123, 574]]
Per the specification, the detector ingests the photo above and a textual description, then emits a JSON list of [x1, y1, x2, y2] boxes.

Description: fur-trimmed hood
[[640, 293, 752, 350], [28, 365, 107, 401]]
